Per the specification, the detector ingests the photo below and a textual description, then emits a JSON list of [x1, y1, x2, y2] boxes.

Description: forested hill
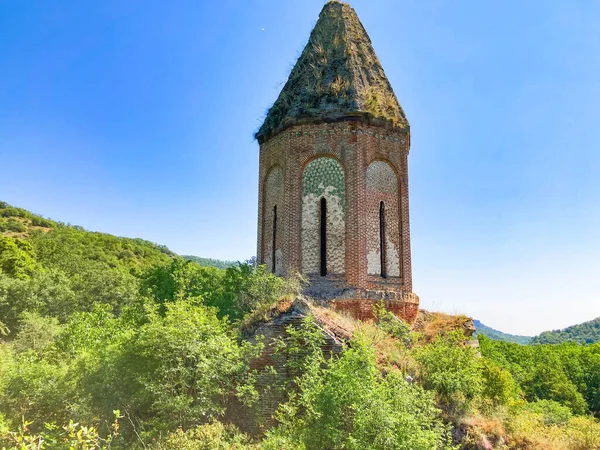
[[531, 317, 600, 345], [0, 200, 175, 273], [183, 255, 237, 269], [475, 317, 600, 346], [474, 320, 531, 345], [0, 200, 177, 335]]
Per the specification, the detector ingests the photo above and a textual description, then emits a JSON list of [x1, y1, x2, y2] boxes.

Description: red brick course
[[257, 120, 419, 322]]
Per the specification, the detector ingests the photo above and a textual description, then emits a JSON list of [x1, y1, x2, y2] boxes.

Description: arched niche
[[264, 166, 284, 274], [365, 160, 400, 278], [301, 157, 346, 275]]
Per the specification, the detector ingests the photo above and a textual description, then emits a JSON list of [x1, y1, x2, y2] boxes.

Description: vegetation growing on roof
[[256, 1, 408, 143]]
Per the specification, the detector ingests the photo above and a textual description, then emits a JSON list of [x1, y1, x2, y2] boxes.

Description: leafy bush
[[0, 352, 74, 431], [0, 218, 27, 233], [142, 259, 299, 320], [10, 312, 61, 356], [265, 331, 453, 450], [150, 422, 256, 449], [414, 331, 483, 414], [0, 267, 137, 334], [479, 357, 519, 407], [0, 236, 38, 279], [0, 414, 120, 450], [116, 301, 256, 433], [526, 399, 573, 425], [373, 301, 412, 346]]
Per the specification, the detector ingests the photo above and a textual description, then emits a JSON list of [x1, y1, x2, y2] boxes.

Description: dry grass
[[355, 321, 418, 374], [0, 216, 52, 239], [240, 296, 360, 342], [309, 302, 359, 341], [412, 310, 475, 345], [239, 296, 296, 337], [451, 409, 600, 450], [503, 412, 600, 450]]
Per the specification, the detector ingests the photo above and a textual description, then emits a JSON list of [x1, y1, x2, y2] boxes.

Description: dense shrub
[[479, 357, 519, 407], [373, 301, 412, 346], [150, 422, 256, 450], [526, 399, 573, 425], [264, 327, 453, 450], [0, 236, 38, 279], [414, 331, 483, 414], [142, 259, 298, 320], [0, 415, 120, 450]]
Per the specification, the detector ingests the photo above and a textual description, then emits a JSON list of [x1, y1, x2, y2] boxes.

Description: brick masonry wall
[[263, 166, 284, 275], [226, 307, 345, 432], [257, 120, 418, 322], [331, 295, 420, 323]]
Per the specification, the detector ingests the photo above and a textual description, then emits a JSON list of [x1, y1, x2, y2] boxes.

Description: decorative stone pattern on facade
[[365, 160, 400, 278], [289, 127, 406, 144], [263, 166, 284, 275], [301, 157, 346, 275]]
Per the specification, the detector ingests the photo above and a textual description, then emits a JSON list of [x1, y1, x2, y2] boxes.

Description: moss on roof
[[256, 1, 409, 143]]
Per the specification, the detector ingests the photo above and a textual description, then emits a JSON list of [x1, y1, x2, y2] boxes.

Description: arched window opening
[[272, 205, 278, 274], [320, 198, 327, 277], [379, 201, 387, 278]]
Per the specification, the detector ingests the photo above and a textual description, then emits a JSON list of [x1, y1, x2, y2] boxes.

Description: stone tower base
[[304, 275, 419, 323]]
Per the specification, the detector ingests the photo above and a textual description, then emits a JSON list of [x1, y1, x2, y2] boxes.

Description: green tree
[[0, 352, 74, 431], [56, 301, 257, 439], [142, 260, 297, 320], [414, 331, 483, 414], [150, 422, 256, 450], [0, 236, 38, 279], [10, 312, 61, 356], [265, 333, 452, 450]]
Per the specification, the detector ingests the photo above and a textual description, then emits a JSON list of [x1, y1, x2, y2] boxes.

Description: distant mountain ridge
[[475, 317, 600, 346], [182, 255, 237, 270], [531, 317, 600, 345], [474, 320, 531, 345]]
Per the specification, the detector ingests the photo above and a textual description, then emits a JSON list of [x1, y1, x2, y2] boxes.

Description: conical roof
[[256, 1, 408, 143]]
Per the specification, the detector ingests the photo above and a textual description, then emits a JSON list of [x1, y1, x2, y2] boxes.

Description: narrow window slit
[[272, 205, 277, 274], [320, 198, 327, 277], [380, 201, 387, 278]]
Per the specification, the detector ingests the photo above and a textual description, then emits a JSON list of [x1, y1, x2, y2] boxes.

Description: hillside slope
[[532, 317, 600, 345], [474, 319, 531, 345], [0, 200, 178, 334], [0, 201, 175, 273], [182, 255, 237, 269]]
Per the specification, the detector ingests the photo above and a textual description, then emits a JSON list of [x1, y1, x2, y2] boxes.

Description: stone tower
[[256, 1, 419, 322]]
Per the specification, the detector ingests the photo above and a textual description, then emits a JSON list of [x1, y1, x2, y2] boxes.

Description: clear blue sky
[[1, 0, 599, 335]]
